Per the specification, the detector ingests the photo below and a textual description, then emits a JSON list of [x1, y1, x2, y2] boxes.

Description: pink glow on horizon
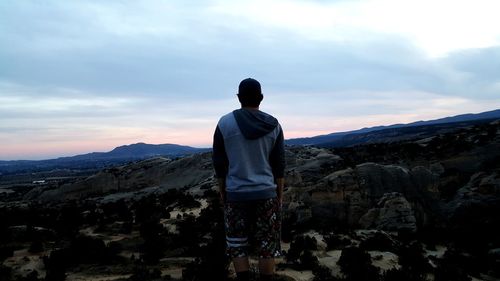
[[1, 107, 498, 160], [0, 127, 216, 160]]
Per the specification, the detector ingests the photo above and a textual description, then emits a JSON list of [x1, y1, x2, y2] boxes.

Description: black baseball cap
[[238, 78, 262, 96]]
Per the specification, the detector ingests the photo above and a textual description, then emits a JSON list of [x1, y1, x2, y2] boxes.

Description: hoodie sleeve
[[269, 125, 285, 178], [212, 125, 229, 178]]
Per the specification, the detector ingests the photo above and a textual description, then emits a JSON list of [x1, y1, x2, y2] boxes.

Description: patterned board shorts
[[224, 197, 282, 259]]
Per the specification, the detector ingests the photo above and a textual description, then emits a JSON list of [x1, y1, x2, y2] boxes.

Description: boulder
[[308, 163, 438, 228], [359, 192, 417, 232]]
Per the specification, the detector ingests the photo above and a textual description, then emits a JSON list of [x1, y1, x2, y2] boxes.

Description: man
[[212, 78, 285, 281]]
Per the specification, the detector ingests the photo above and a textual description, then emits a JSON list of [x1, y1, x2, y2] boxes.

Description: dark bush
[[383, 268, 406, 281], [434, 263, 471, 281], [128, 266, 166, 281], [55, 205, 83, 238], [28, 240, 44, 253], [323, 234, 352, 251], [312, 265, 339, 281], [43, 249, 68, 281], [337, 246, 380, 281], [382, 267, 427, 281], [70, 235, 108, 264], [43, 234, 123, 276], [141, 236, 168, 265], [0, 265, 12, 281], [176, 192, 201, 210], [18, 270, 41, 281], [397, 242, 431, 280], [0, 245, 14, 262], [299, 250, 319, 270], [133, 197, 167, 224], [286, 235, 318, 270], [434, 248, 482, 279], [181, 198, 229, 281]]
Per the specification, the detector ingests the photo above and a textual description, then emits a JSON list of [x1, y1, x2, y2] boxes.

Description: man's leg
[[259, 258, 275, 280], [255, 198, 282, 280], [225, 201, 251, 281], [234, 257, 250, 271], [234, 257, 250, 281]]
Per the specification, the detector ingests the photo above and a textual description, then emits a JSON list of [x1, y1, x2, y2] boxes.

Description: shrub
[[382, 267, 427, 281], [128, 266, 165, 281], [0, 265, 12, 281], [323, 234, 352, 251], [396, 242, 431, 280], [286, 235, 318, 270], [0, 245, 14, 262], [337, 246, 380, 281], [383, 268, 406, 281], [28, 240, 44, 253], [312, 265, 339, 281], [181, 199, 229, 281], [359, 232, 396, 252]]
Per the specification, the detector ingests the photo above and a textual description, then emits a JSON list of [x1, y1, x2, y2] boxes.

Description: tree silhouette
[[337, 246, 380, 281]]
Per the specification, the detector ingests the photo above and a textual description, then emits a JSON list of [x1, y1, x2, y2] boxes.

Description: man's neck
[[241, 106, 259, 110]]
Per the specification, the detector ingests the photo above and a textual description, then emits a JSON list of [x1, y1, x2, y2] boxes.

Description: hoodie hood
[[232, 109, 278, 139]]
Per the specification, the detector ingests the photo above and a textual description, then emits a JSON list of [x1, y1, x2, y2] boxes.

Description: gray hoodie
[[212, 109, 285, 202]]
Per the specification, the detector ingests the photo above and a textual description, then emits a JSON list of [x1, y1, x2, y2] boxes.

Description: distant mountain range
[[1, 109, 499, 175], [57, 143, 207, 161], [0, 143, 208, 175], [286, 108, 500, 146]]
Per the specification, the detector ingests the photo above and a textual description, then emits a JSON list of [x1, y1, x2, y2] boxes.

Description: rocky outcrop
[[294, 162, 439, 229], [285, 147, 344, 186], [25, 153, 214, 202], [444, 171, 500, 221], [445, 171, 500, 212], [359, 192, 417, 232]]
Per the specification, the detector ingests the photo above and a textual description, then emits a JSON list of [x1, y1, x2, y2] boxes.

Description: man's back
[[214, 108, 284, 202]]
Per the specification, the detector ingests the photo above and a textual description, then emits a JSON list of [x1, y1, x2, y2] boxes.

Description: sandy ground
[[3, 248, 47, 278], [277, 269, 314, 281], [4, 216, 473, 281], [368, 251, 400, 271], [162, 198, 209, 233], [169, 198, 208, 218], [66, 273, 131, 281], [277, 231, 406, 281], [425, 245, 447, 258], [303, 231, 328, 250], [161, 267, 183, 279], [0, 187, 14, 194], [318, 250, 342, 277], [79, 226, 135, 243]]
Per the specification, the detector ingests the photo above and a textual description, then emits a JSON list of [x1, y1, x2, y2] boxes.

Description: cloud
[[1, 0, 498, 98], [0, 0, 499, 159]]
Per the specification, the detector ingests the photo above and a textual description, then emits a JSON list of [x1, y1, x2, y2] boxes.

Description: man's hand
[[275, 178, 285, 205], [217, 178, 226, 204]]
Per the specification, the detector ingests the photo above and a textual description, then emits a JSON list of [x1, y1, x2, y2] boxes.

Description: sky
[[1, 0, 500, 160]]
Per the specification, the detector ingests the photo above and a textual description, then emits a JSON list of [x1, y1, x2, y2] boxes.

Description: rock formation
[[358, 192, 417, 232]]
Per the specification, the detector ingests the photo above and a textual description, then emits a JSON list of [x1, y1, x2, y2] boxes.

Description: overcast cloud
[[1, 0, 500, 159]]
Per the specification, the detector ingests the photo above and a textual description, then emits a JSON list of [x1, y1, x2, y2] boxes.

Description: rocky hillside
[[22, 153, 214, 203], [1, 120, 499, 281], [283, 120, 500, 235], [15, 120, 500, 233], [286, 108, 500, 146]]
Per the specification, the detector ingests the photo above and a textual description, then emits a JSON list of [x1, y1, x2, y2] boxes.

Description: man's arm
[[217, 178, 226, 203], [270, 125, 285, 204], [212, 126, 229, 203], [275, 177, 284, 204]]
